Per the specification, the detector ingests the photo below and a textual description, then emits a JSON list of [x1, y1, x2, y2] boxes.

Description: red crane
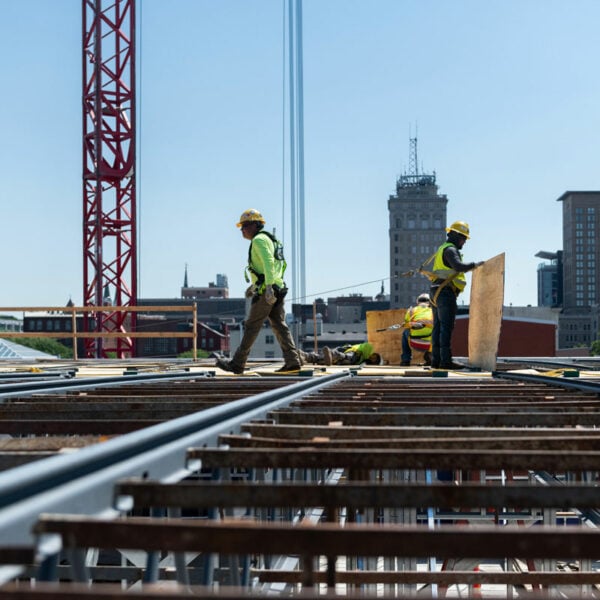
[[82, 0, 137, 358]]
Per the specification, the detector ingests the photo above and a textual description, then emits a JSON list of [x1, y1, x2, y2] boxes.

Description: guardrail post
[[71, 306, 78, 360], [193, 302, 198, 362]]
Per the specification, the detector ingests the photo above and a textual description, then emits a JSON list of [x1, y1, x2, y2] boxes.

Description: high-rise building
[[388, 138, 447, 309], [557, 191, 600, 349], [535, 250, 562, 308]]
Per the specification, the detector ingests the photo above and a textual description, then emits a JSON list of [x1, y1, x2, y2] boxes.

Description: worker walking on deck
[[425, 221, 483, 370], [215, 209, 302, 374], [400, 293, 433, 366]]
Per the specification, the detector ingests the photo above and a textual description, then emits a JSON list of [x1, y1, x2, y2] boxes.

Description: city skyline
[[1, 1, 599, 309]]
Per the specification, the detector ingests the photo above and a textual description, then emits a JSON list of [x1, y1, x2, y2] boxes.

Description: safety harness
[[415, 248, 460, 307], [244, 230, 287, 290]]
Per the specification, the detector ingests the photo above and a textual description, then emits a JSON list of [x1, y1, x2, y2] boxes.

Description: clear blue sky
[[1, 0, 599, 309]]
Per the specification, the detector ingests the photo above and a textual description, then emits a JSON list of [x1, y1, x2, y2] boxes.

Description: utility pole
[[82, 0, 137, 358]]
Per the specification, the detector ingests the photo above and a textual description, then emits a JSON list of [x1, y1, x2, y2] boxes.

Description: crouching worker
[[401, 293, 433, 366]]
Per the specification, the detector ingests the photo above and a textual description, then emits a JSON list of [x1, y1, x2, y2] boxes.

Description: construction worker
[[426, 221, 483, 370], [300, 342, 382, 366], [215, 209, 302, 374], [401, 293, 433, 366]]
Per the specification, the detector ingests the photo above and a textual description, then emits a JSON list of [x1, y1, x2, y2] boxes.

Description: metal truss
[[82, 0, 137, 358]]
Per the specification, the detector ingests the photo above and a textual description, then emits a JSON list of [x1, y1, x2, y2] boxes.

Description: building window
[[265, 351, 275, 359], [265, 335, 275, 345]]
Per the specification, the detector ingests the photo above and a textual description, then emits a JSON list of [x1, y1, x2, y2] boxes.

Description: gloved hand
[[264, 284, 276, 305], [245, 285, 255, 298], [412, 322, 424, 330], [474, 261, 485, 268]]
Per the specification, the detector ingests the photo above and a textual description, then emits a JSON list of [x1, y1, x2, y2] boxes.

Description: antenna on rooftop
[[408, 136, 418, 177], [407, 122, 418, 177], [397, 125, 435, 190]]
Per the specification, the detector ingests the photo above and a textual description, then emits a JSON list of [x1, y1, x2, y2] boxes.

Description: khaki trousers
[[230, 294, 300, 369]]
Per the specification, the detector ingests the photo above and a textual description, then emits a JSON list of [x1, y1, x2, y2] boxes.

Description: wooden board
[[366, 309, 405, 366], [468, 253, 505, 371]]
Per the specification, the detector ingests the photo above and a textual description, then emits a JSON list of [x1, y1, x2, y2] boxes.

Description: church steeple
[[183, 263, 189, 288], [103, 284, 112, 306]]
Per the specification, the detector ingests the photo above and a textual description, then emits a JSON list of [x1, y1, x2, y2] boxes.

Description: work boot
[[322, 346, 333, 366], [275, 363, 301, 373], [400, 360, 411, 367], [423, 351, 432, 366], [439, 361, 465, 370], [215, 357, 244, 374]]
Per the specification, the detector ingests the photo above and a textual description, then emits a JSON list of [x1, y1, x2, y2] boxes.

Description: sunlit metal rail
[[0, 370, 349, 547]]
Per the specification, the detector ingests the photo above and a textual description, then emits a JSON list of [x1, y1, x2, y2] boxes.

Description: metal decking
[[1, 360, 600, 597]]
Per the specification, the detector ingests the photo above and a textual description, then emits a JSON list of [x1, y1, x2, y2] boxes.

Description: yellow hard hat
[[446, 220, 470, 239], [236, 208, 265, 228]]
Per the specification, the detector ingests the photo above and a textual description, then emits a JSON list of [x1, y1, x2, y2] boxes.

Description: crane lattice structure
[[82, 0, 137, 358]]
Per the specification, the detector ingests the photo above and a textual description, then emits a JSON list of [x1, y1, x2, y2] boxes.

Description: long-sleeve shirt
[[249, 232, 285, 291]]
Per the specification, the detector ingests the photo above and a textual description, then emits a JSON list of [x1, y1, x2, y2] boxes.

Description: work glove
[[264, 285, 276, 305], [474, 261, 485, 268], [245, 285, 255, 298], [412, 322, 424, 330]]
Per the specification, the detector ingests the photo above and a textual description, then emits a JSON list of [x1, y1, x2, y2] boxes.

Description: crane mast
[[82, 0, 137, 358]]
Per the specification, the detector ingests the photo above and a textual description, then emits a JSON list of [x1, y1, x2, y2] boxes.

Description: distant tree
[[8, 338, 73, 359], [590, 340, 600, 356]]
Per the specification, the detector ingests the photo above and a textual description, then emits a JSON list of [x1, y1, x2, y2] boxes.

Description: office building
[[388, 138, 447, 308], [557, 191, 600, 349], [535, 250, 563, 308]]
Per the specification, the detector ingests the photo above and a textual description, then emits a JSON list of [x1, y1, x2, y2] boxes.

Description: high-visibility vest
[[431, 242, 467, 292], [244, 231, 286, 293], [404, 305, 433, 339]]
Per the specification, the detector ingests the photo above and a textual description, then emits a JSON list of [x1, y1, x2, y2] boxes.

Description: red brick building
[[453, 316, 556, 357]]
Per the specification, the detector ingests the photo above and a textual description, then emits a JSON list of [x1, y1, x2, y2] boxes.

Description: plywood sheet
[[366, 309, 405, 366], [468, 253, 505, 371]]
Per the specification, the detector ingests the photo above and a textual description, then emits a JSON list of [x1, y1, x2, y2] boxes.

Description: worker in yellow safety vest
[[424, 220, 483, 370], [401, 293, 433, 366], [300, 342, 383, 366], [215, 209, 302, 374]]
